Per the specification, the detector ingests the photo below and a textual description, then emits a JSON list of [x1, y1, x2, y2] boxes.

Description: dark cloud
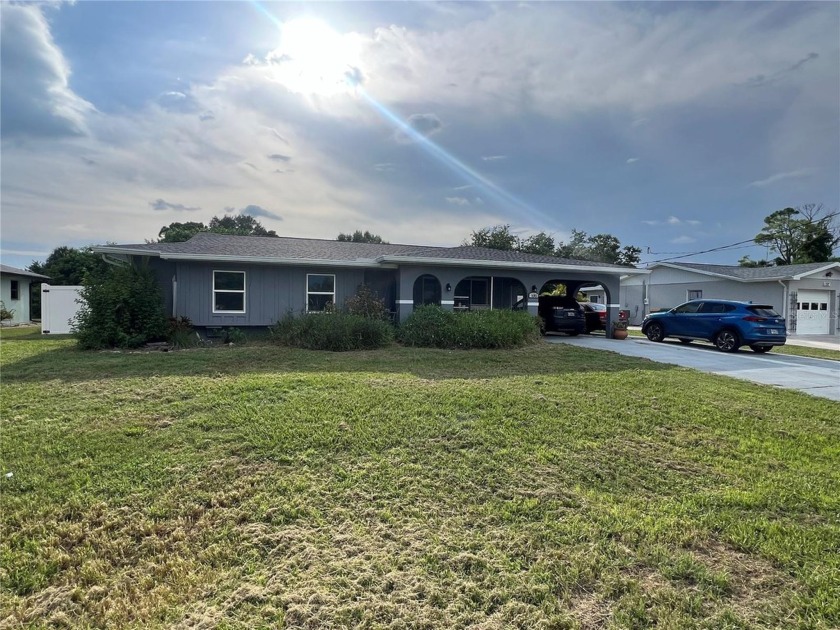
[[394, 113, 443, 144], [238, 204, 283, 221], [268, 153, 292, 162], [344, 66, 365, 87], [0, 4, 93, 138], [741, 52, 819, 87], [149, 199, 201, 212], [408, 113, 442, 136]]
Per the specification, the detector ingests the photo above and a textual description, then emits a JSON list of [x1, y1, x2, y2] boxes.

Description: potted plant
[[612, 319, 629, 340]]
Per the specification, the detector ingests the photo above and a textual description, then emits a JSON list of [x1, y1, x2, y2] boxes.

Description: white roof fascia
[[93, 246, 160, 256], [791, 263, 840, 280], [651, 262, 750, 282], [91, 246, 395, 268], [159, 253, 394, 268], [378, 255, 649, 275]]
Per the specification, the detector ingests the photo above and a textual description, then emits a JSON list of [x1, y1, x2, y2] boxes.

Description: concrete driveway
[[546, 335, 840, 401]]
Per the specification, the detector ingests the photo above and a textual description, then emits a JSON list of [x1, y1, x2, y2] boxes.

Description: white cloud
[[482, 155, 507, 162], [747, 169, 810, 188], [445, 196, 471, 206], [0, 3, 94, 137], [670, 236, 696, 244], [667, 216, 681, 225], [626, 157, 639, 164]]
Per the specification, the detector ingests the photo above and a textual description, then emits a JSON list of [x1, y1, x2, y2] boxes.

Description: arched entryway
[[413, 274, 442, 307]]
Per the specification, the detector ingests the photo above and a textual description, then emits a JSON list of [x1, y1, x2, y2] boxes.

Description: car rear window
[[747, 306, 780, 318]]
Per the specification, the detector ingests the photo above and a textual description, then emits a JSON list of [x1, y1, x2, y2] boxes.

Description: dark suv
[[538, 295, 586, 336], [641, 299, 787, 353]]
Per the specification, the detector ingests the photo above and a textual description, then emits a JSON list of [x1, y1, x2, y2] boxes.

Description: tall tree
[[556, 230, 641, 265], [157, 215, 278, 243], [28, 246, 108, 285], [158, 221, 207, 243], [754, 204, 838, 265], [466, 225, 640, 265], [464, 224, 519, 251], [337, 230, 388, 244], [738, 256, 771, 268], [518, 232, 556, 256]]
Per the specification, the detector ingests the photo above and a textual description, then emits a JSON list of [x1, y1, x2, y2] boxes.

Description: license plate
[[768, 329, 779, 335]]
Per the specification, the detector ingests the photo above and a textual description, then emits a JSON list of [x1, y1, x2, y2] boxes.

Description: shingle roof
[[96, 232, 636, 270], [0, 264, 50, 280], [656, 261, 839, 280]]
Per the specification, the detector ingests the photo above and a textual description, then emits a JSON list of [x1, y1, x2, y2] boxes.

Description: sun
[[270, 18, 362, 96]]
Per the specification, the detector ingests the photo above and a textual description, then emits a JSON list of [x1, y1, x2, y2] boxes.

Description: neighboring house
[[621, 262, 840, 336], [0, 264, 51, 325], [93, 233, 648, 335]]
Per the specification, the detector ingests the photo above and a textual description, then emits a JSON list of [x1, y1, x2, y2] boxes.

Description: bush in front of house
[[398, 306, 541, 349], [344, 284, 391, 321], [271, 310, 394, 351], [74, 264, 168, 349]]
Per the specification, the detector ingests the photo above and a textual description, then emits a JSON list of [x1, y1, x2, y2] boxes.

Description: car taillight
[[743, 316, 766, 322]]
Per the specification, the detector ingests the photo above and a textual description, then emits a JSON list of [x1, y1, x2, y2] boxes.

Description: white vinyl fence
[[41, 284, 84, 335]]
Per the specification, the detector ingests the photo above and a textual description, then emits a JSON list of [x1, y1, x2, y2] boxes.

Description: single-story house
[[0, 264, 50, 325], [93, 233, 648, 336], [620, 261, 840, 336]]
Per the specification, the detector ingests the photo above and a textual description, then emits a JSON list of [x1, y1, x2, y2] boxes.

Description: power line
[[646, 239, 757, 264]]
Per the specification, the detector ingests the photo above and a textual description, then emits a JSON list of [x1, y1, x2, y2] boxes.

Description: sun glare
[[271, 18, 361, 96]]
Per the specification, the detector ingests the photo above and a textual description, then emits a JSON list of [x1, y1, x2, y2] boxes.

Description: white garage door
[[796, 290, 831, 335]]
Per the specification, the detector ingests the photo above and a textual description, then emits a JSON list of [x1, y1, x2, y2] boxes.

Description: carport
[[380, 248, 648, 338]]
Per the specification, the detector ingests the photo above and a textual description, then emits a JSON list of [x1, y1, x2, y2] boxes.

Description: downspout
[[490, 276, 494, 310], [172, 275, 178, 318], [778, 280, 787, 327]]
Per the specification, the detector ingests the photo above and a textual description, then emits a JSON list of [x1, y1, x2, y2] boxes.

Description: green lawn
[[1, 330, 838, 628]]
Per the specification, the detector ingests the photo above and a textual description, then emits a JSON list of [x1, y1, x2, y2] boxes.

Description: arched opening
[[536, 279, 616, 336], [413, 274, 441, 307], [453, 276, 528, 311]]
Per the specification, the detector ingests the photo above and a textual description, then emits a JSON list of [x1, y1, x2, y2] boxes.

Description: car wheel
[[679, 338, 692, 344], [538, 318, 546, 336], [714, 329, 740, 353], [645, 322, 664, 342], [750, 345, 771, 353]]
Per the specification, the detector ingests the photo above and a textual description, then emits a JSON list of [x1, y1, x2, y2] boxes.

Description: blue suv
[[641, 299, 787, 353]]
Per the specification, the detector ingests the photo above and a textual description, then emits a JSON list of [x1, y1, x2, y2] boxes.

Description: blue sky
[[2, 1, 838, 270]]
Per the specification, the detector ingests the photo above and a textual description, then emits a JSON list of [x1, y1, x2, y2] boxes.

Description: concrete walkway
[[548, 334, 840, 401]]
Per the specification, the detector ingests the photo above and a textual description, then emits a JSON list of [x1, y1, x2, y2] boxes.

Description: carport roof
[[94, 233, 648, 274], [652, 261, 840, 281]]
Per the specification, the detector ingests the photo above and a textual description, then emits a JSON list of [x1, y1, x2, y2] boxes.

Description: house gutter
[[377, 255, 650, 275], [92, 247, 396, 268]]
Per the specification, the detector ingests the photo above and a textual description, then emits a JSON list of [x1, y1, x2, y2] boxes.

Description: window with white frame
[[687, 289, 703, 300], [10, 280, 19, 301], [213, 271, 246, 313], [307, 274, 335, 312]]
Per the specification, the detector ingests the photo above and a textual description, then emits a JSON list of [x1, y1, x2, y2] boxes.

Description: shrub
[[221, 327, 247, 345], [167, 316, 199, 349], [344, 284, 390, 320], [271, 311, 394, 351], [398, 306, 540, 349], [0, 301, 15, 322], [74, 264, 167, 349]]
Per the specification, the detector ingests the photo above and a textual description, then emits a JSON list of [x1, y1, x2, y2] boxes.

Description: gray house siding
[[171, 262, 368, 326], [645, 279, 785, 314]]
